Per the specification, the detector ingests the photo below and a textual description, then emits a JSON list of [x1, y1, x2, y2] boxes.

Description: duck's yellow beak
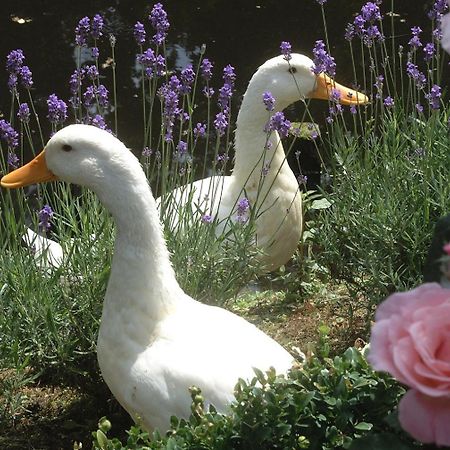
[[1, 150, 58, 189], [309, 73, 369, 105]]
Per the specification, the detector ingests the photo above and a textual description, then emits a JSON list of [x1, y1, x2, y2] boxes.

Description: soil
[[0, 281, 368, 450]]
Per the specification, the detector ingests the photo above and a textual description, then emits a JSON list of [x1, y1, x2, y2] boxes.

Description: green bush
[[91, 347, 421, 450]]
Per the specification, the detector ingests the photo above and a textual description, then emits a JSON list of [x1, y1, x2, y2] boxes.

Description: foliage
[[91, 347, 420, 450]]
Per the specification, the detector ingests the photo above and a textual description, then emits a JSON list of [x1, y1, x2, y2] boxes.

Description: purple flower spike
[[361, 2, 382, 22], [134, 21, 146, 45], [21, 65, 34, 89], [91, 14, 104, 39], [312, 40, 336, 77], [383, 96, 394, 107], [38, 205, 54, 232], [316, 0, 327, 4], [0, 119, 19, 148], [264, 111, 291, 138], [280, 41, 292, 61], [17, 103, 30, 122], [409, 26, 423, 49], [263, 91, 275, 111], [423, 42, 435, 62], [7, 152, 19, 169], [426, 84, 442, 110], [201, 214, 213, 224], [47, 94, 68, 125], [6, 49, 25, 74], [180, 64, 195, 94], [214, 112, 228, 136], [200, 58, 213, 81], [236, 198, 250, 224], [194, 122, 206, 139], [75, 17, 90, 46], [149, 3, 170, 45]]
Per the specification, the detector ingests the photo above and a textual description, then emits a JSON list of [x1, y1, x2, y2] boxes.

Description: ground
[[0, 280, 368, 450]]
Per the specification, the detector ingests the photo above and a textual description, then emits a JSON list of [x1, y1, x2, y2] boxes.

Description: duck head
[[1, 125, 139, 192], [250, 53, 368, 109]]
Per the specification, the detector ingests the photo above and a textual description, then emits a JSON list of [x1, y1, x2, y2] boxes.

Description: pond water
[[0, 0, 443, 185]]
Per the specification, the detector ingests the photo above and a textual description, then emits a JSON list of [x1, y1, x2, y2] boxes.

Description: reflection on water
[[0, 1, 442, 162]]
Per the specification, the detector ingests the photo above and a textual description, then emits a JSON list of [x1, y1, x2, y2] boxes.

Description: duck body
[[163, 54, 366, 271], [1, 124, 294, 431]]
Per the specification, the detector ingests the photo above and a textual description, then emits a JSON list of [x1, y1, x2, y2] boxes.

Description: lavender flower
[[86, 65, 99, 80], [134, 21, 146, 45], [345, 24, 356, 41], [222, 64, 236, 86], [142, 147, 153, 157], [264, 111, 291, 138], [406, 62, 426, 89], [75, 17, 90, 46], [415, 103, 424, 113], [149, 3, 170, 45], [280, 41, 292, 61], [6, 49, 25, 73], [383, 96, 394, 107], [90, 114, 108, 130], [423, 42, 435, 62], [200, 58, 213, 81], [203, 86, 214, 98], [180, 64, 195, 94], [0, 119, 19, 148], [201, 214, 213, 224], [312, 40, 336, 77], [69, 68, 84, 95], [97, 84, 109, 107], [330, 88, 342, 103], [426, 84, 442, 109], [91, 14, 104, 40], [315, 0, 327, 4], [350, 104, 357, 115], [7, 152, 19, 169], [216, 153, 229, 163], [19, 65, 33, 89], [176, 140, 188, 155], [361, 2, 381, 22], [236, 198, 250, 224], [297, 174, 308, 185], [194, 122, 206, 139], [7, 73, 18, 92], [218, 83, 233, 110], [263, 91, 275, 111], [428, 0, 448, 20], [38, 205, 54, 232], [83, 86, 96, 106], [47, 94, 68, 125], [17, 103, 30, 122], [409, 26, 423, 49], [214, 112, 228, 136], [158, 81, 180, 141]]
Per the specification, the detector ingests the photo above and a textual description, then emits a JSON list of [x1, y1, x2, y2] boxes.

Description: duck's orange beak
[[1, 150, 58, 189], [309, 73, 368, 105]]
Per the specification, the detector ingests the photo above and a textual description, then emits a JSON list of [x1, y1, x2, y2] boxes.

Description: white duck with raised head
[[1, 124, 298, 431], [163, 54, 368, 271]]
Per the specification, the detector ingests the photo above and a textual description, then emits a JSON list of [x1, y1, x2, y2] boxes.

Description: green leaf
[[354, 422, 373, 431], [349, 433, 415, 450]]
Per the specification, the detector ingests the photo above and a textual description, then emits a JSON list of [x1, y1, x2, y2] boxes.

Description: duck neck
[[96, 164, 183, 346], [233, 96, 291, 182]]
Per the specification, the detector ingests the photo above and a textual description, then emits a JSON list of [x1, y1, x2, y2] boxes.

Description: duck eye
[[62, 144, 73, 152], [288, 66, 297, 74]]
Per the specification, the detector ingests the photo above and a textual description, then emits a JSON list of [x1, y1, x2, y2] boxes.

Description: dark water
[[0, 0, 442, 177]]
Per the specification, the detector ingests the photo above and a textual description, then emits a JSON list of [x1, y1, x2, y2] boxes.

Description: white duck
[[162, 54, 368, 271], [1, 124, 298, 431]]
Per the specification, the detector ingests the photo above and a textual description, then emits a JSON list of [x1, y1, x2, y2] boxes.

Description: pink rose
[[368, 283, 450, 446]]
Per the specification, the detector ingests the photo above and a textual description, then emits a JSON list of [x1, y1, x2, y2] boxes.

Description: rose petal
[[375, 283, 448, 321], [399, 389, 450, 446]]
